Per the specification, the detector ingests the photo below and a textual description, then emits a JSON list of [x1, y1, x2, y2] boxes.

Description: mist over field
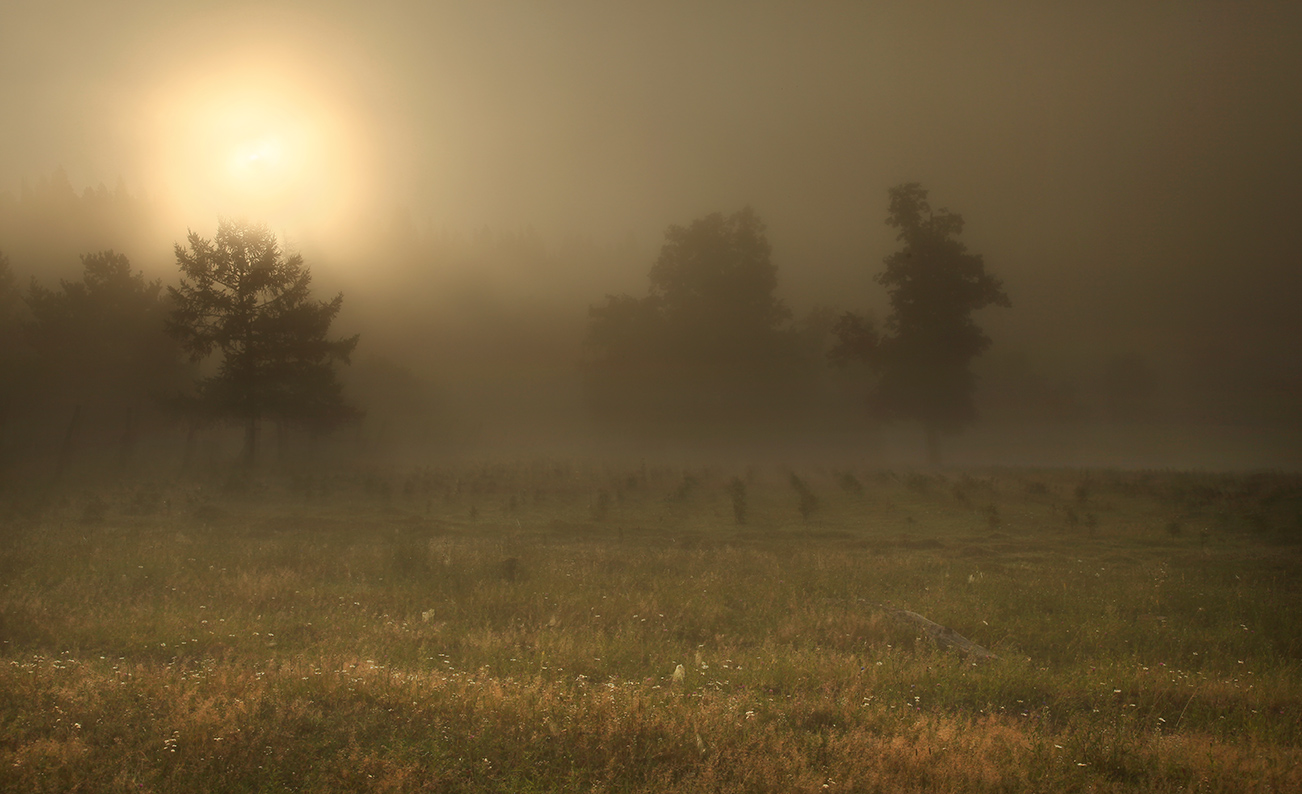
[[5, 7, 1302, 792], [2, 1, 1301, 473]]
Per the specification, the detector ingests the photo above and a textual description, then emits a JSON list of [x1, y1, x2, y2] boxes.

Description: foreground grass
[[1, 465, 1300, 792]]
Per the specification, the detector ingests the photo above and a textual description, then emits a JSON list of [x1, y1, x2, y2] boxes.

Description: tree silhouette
[[833, 184, 1009, 465], [25, 250, 180, 398], [167, 220, 360, 465], [23, 250, 185, 475], [0, 252, 23, 371], [584, 208, 804, 435], [0, 168, 164, 282], [0, 252, 28, 466]]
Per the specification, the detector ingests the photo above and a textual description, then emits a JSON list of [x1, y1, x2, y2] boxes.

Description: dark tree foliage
[[584, 208, 804, 436], [0, 252, 24, 371], [167, 220, 360, 464], [834, 183, 1009, 465], [24, 250, 183, 410], [647, 207, 790, 337], [345, 355, 450, 453], [828, 312, 879, 368], [20, 250, 185, 477], [0, 252, 27, 457]]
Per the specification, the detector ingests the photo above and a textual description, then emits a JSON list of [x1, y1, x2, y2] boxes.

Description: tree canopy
[[0, 252, 24, 377], [167, 220, 360, 464], [0, 253, 26, 457], [584, 208, 805, 437], [13, 250, 186, 477], [834, 183, 1009, 464], [24, 250, 184, 412]]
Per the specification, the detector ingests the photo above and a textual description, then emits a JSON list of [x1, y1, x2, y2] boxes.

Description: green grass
[[1, 465, 1300, 792]]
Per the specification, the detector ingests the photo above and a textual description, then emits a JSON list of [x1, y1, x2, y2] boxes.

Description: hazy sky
[[4, 1, 1301, 388]]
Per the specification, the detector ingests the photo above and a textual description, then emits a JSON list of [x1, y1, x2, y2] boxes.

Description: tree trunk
[[925, 423, 943, 468]]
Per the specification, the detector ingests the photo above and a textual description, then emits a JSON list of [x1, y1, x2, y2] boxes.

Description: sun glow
[[145, 56, 374, 236], [229, 136, 285, 182]]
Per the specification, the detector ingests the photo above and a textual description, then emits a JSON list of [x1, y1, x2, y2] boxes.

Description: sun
[[229, 136, 286, 185], [146, 58, 371, 236], [206, 98, 310, 207]]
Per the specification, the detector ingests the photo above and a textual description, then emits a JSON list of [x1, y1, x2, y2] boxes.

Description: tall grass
[[1, 465, 1299, 791]]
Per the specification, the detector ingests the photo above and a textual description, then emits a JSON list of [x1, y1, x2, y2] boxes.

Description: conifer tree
[[167, 220, 359, 465]]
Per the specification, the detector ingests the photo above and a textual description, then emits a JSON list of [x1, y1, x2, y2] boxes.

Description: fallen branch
[[884, 607, 998, 660]]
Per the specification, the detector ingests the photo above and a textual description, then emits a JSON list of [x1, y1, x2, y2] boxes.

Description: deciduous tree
[[23, 250, 185, 474], [584, 208, 804, 436], [833, 184, 1009, 465]]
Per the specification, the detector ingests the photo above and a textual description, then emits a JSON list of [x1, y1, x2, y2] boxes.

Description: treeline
[[0, 221, 368, 481], [0, 178, 1010, 480], [0, 167, 168, 279], [583, 185, 1008, 465], [0, 248, 186, 479]]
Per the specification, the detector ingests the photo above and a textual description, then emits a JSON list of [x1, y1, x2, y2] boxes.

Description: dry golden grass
[[1, 464, 1299, 791]]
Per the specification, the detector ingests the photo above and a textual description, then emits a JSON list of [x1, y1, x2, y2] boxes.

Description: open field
[[1, 464, 1300, 792]]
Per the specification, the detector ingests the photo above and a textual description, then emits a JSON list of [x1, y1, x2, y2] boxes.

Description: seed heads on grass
[[6, 467, 1300, 790]]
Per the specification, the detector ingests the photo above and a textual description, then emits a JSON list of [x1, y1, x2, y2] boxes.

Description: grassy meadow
[[1, 463, 1300, 792]]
